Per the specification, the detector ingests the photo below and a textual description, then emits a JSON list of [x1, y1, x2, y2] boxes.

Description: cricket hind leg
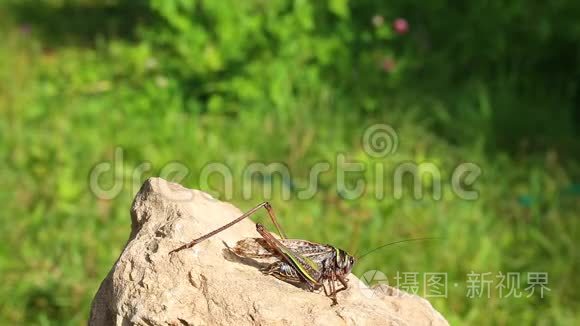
[[262, 202, 287, 239], [170, 201, 287, 254]]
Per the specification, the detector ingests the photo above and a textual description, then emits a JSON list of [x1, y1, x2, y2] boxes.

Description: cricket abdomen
[[261, 261, 303, 284]]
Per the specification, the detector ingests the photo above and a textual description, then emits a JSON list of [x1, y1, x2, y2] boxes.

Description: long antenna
[[356, 237, 439, 260]]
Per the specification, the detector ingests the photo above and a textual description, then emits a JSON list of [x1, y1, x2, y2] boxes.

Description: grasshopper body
[[170, 202, 355, 305]]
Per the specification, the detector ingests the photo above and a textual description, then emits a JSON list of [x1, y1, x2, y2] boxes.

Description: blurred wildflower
[[393, 18, 409, 35], [19, 24, 31, 35], [155, 75, 169, 88], [372, 15, 384, 27], [145, 57, 158, 70], [381, 57, 396, 73], [85, 80, 112, 94]]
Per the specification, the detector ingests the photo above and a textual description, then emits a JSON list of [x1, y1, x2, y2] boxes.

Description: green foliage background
[[0, 0, 578, 324]]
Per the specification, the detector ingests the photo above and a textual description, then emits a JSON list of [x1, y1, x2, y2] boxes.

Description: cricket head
[[336, 248, 356, 275]]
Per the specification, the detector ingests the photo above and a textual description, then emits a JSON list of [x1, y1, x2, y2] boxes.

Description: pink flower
[[392, 18, 409, 35]]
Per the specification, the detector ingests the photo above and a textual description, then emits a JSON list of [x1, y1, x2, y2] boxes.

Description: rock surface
[[89, 178, 449, 326]]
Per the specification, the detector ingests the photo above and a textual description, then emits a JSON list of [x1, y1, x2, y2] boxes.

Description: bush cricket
[[170, 202, 432, 305]]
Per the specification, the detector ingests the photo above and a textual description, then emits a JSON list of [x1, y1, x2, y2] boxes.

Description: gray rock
[[89, 178, 449, 325]]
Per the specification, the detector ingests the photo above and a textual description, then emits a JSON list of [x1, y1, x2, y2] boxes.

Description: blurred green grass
[[0, 1, 579, 325]]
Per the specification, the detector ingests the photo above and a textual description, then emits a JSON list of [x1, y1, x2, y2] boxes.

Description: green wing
[[255, 223, 322, 284]]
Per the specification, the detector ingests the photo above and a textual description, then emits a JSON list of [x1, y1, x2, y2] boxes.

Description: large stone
[[89, 178, 448, 325]]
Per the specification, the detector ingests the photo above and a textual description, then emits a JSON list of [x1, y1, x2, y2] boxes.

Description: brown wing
[[232, 238, 274, 258], [232, 238, 333, 259]]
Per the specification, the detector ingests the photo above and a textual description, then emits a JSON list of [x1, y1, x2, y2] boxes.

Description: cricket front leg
[[326, 275, 349, 305], [322, 279, 330, 297], [334, 275, 349, 296], [329, 278, 339, 306]]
